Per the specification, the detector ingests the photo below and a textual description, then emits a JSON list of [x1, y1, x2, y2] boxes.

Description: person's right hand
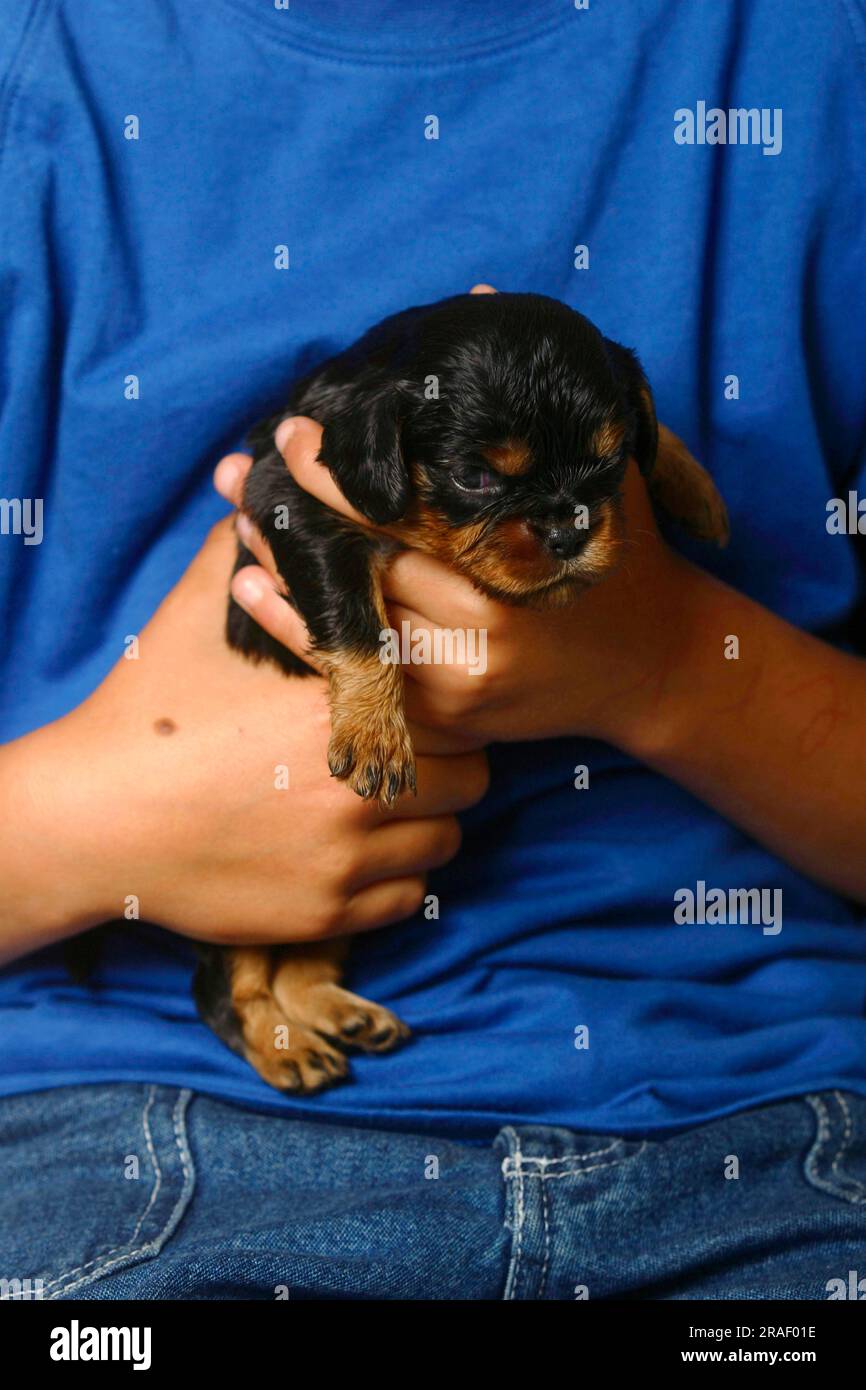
[[1, 517, 488, 963]]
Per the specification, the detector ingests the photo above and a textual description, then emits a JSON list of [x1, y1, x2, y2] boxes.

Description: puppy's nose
[[533, 521, 588, 559]]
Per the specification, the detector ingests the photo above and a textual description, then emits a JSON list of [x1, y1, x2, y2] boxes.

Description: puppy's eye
[[454, 464, 502, 495]]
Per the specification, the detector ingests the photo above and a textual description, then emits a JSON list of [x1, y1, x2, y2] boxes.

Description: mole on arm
[[153, 717, 178, 736]]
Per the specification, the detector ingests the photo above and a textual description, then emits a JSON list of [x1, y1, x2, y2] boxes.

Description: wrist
[[590, 553, 713, 762]]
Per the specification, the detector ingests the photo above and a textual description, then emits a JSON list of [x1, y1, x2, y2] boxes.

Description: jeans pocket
[[803, 1090, 866, 1207], [0, 1084, 195, 1300]]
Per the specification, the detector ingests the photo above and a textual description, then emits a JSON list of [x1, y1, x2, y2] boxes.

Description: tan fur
[[385, 490, 623, 602], [227, 941, 408, 1093], [271, 942, 408, 1053], [227, 947, 345, 1092], [318, 554, 414, 806], [481, 439, 532, 476], [571, 497, 625, 585], [651, 424, 730, 545], [591, 419, 626, 459], [380, 483, 488, 566]]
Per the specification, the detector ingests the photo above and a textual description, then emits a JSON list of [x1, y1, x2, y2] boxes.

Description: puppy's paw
[[289, 982, 411, 1054], [273, 973, 414, 1056], [241, 1001, 349, 1094], [328, 714, 416, 808]]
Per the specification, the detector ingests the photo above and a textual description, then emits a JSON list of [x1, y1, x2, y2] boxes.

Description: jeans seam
[[42, 1085, 163, 1296], [830, 1092, 866, 1197], [500, 1137, 648, 1299], [46, 1088, 195, 1298], [805, 1091, 866, 1206], [128, 1086, 163, 1245], [506, 1143, 620, 1168], [501, 1127, 524, 1301], [538, 1168, 551, 1300], [502, 1147, 647, 1181]]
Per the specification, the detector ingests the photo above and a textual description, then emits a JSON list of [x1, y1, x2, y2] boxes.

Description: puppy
[[192, 291, 730, 1094]]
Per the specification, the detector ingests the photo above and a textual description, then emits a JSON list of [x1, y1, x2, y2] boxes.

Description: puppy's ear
[[318, 382, 408, 525], [606, 342, 658, 478]]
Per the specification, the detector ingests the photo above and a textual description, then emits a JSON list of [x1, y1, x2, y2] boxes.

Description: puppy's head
[[318, 293, 657, 605]]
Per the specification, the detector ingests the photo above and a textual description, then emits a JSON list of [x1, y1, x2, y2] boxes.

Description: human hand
[[1, 519, 488, 960]]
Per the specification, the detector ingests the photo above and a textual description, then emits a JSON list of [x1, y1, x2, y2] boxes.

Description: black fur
[[190, 945, 245, 1059]]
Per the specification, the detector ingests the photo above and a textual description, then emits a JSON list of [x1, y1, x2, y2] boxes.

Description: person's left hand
[[214, 417, 694, 758]]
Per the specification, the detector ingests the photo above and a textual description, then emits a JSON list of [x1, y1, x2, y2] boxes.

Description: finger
[[230, 565, 322, 668], [235, 512, 279, 581], [274, 416, 369, 526], [352, 817, 462, 889], [377, 750, 489, 819], [341, 876, 427, 934], [470, 283, 498, 295], [382, 547, 488, 623], [213, 452, 253, 506]]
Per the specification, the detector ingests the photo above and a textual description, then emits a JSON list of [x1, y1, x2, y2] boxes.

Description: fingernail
[[213, 457, 240, 498], [235, 512, 254, 545], [234, 574, 265, 609], [275, 418, 297, 453]]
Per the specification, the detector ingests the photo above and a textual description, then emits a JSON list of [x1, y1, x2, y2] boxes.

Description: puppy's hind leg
[[193, 944, 349, 1094], [193, 942, 409, 1094], [271, 940, 410, 1057], [649, 424, 730, 546], [238, 453, 416, 808]]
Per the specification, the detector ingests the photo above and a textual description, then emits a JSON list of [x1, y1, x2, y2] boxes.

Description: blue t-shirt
[[2, 0, 866, 1139]]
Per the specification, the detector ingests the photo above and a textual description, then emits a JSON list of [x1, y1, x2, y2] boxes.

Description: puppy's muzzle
[[530, 519, 588, 560]]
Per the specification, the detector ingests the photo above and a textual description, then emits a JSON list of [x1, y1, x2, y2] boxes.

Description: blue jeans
[[1, 1085, 865, 1299]]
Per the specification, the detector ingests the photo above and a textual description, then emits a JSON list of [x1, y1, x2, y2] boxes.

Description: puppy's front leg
[[239, 454, 415, 807], [319, 552, 415, 807]]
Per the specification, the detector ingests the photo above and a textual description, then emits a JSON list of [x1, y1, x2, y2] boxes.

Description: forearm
[[620, 561, 866, 902], [0, 722, 107, 964]]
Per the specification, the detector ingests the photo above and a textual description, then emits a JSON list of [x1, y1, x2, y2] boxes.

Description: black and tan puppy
[[193, 291, 729, 1092]]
